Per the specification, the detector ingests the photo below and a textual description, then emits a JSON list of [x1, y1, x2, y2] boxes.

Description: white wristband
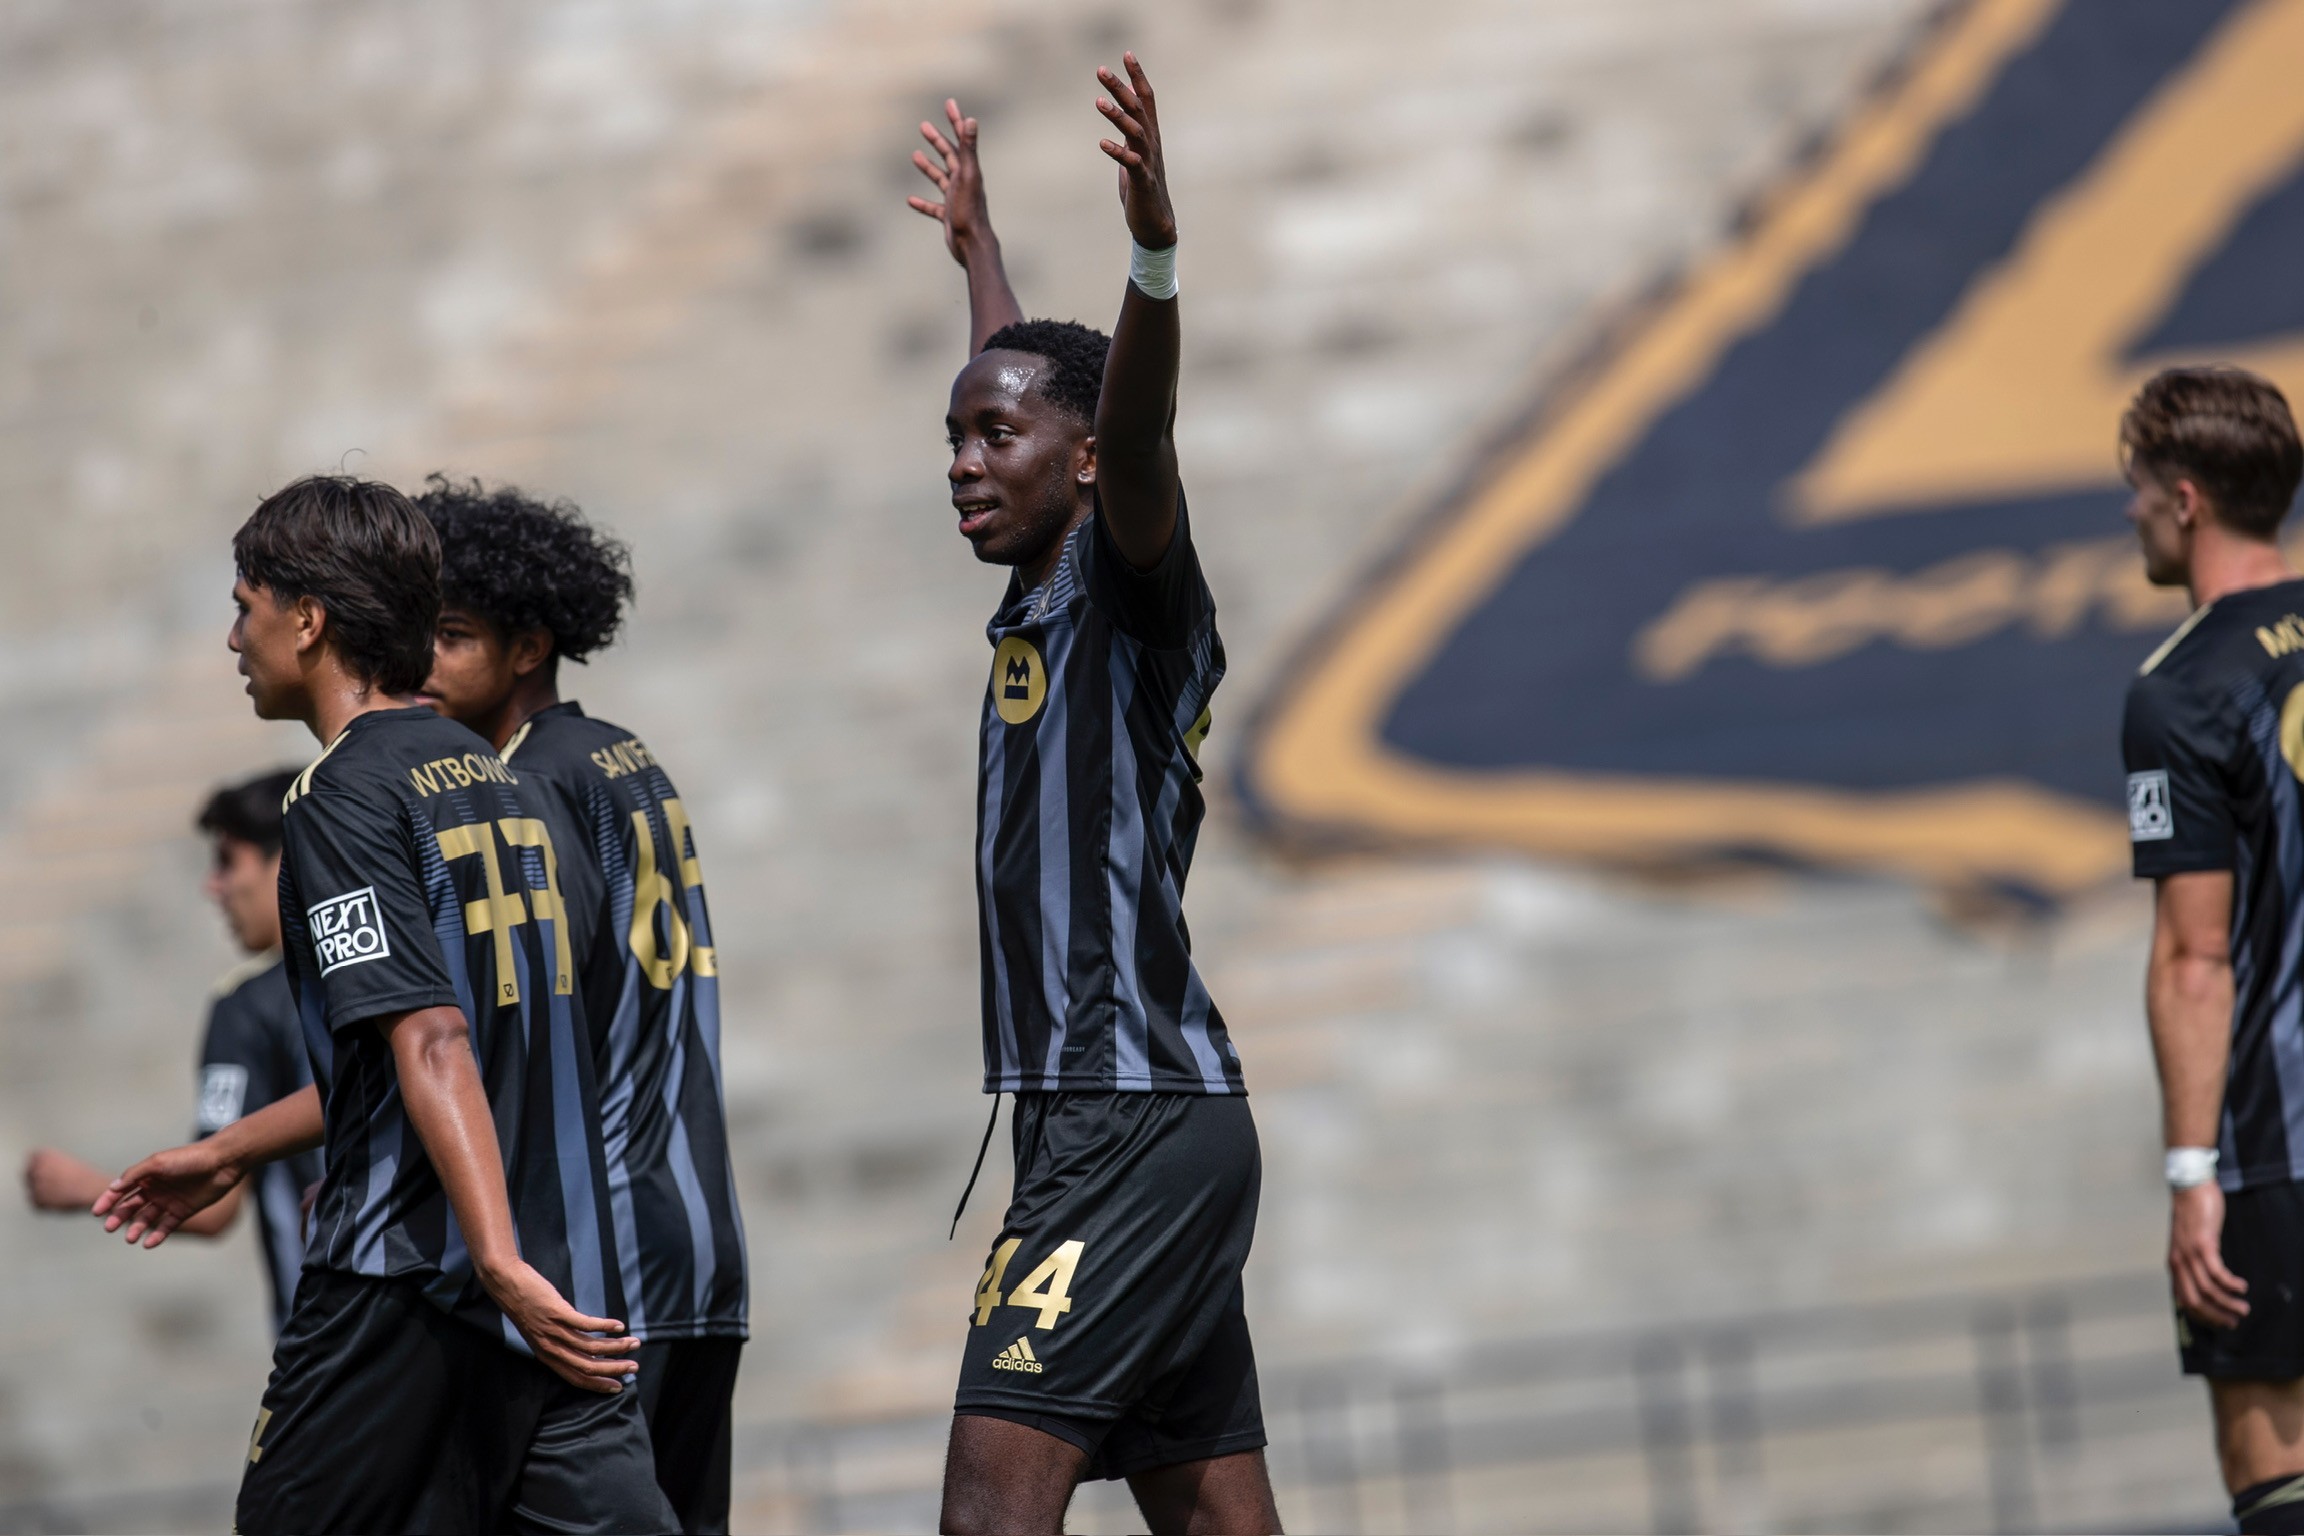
[[2166, 1147, 2220, 1189], [1130, 240, 1177, 301]]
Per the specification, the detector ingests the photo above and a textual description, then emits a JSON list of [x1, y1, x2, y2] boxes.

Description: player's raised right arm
[[908, 98, 1025, 354], [383, 1004, 640, 1394]]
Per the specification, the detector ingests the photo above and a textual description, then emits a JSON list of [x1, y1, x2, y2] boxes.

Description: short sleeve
[[193, 999, 263, 1140], [1083, 492, 1213, 649], [2122, 671, 2237, 878], [281, 784, 457, 1032]]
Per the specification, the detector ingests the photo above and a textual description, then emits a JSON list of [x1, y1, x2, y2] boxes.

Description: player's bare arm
[[96, 1083, 322, 1245], [1091, 53, 1182, 572], [910, 98, 1026, 354], [35, 1146, 249, 1235], [2150, 869, 2248, 1330], [384, 1004, 642, 1394]]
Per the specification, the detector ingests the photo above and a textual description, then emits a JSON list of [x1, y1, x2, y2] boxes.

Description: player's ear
[[509, 628, 554, 679], [291, 594, 328, 657], [1076, 433, 1097, 487]]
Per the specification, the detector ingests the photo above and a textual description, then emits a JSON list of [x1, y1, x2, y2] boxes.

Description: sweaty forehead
[[953, 348, 1049, 410]]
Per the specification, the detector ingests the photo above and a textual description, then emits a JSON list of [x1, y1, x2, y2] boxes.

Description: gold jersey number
[[630, 796, 717, 988], [435, 817, 575, 1004], [972, 1237, 1084, 1330]]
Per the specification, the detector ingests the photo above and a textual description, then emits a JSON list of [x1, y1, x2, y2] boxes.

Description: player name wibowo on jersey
[[503, 701, 748, 1341], [279, 706, 625, 1346], [2125, 577, 2304, 1190]]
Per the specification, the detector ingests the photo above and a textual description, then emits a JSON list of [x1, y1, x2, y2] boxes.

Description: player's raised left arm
[[95, 1083, 323, 1246], [1092, 52, 1182, 573]]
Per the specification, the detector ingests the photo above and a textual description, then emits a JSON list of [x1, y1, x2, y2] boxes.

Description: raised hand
[[1096, 53, 1176, 251], [95, 1141, 242, 1247], [906, 96, 1024, 354], [909, 98, 996, 267]]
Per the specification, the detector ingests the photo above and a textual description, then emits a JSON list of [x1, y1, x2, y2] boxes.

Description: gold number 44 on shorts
[[972, 1238, 1084, 1330]]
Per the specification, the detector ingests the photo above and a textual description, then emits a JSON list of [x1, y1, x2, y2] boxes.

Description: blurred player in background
[[909, 56, 1278, 1536], [2120, 367, 2304, 1535], [22, 768, 319, 1333], [96, 476, 671, 1535], [414, 476, 748, 1535]]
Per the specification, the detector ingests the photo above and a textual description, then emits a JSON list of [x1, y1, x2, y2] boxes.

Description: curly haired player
[[907, 56, 1279, 1536], [415, 476, 748, 1535]]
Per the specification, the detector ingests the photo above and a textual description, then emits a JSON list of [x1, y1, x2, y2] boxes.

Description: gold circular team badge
[[992, 637, 1048, 725]]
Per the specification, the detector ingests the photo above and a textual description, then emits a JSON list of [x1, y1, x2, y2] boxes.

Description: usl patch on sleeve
[[197, 1063, 248, 1131], [307, 887, 391, 974], [2128, 770, 2175, 842]]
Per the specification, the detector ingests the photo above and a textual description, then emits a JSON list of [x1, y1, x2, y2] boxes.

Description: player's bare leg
[[940, 1414, 1086, 1535], [1127, 1449, 1282, 1536], [2213, 1380, 2304, 1527]]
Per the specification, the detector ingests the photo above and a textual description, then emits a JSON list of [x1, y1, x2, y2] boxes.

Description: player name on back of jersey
[[2256, 614, 2304, 659], [589, 736, 659, 780], [405, 751, 517, 797]]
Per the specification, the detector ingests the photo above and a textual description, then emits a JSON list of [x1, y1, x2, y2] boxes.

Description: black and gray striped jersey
[[278, 706, 624, 1350], [2125, 577, 2304, 1192], [193, 951, 320, 1332], [976, 500, 1245, 1095], [503, 703, 748, 1341]]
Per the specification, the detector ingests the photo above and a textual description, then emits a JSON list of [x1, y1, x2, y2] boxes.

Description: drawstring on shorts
[[949, 1093, 1002, 1239]]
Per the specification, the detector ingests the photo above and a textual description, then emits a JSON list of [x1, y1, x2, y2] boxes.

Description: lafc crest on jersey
[[1241, 0, 2304, 899]]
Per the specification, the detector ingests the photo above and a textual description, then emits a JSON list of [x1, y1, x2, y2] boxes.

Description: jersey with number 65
[[2124, 576, 2304, 1193], [503, 702, 747, 1341], [279, 706, 624, 1351]]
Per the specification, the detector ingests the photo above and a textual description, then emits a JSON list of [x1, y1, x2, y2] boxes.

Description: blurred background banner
[[1243, 0, 2304, 901]]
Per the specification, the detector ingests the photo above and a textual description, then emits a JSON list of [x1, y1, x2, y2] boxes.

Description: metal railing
[[739, 1272, 2227, 1534]]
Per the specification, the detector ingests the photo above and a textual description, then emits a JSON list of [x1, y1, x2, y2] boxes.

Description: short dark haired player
[[94, 475, 675, 1534], [2120, 367, 2304, 1535], [413, 475, 749, 1535], [23, 768, 322, 1333], [908, 60, 1281, 1536]]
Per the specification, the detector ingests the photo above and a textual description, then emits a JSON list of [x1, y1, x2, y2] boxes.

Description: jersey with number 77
[[278, 705, 625, 1351]]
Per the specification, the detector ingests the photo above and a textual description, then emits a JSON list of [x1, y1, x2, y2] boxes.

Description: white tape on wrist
[[2166, 1146, 2220, 1189], [1129, 240, 1178, 301]]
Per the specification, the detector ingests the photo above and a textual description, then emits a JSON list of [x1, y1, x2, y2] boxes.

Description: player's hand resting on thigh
[[477, 1257, 642, 1395], [2171, 1181, 2251, 1330]]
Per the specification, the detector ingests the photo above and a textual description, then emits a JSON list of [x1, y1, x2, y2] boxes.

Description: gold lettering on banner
[[1633, 537, 2188, 682]]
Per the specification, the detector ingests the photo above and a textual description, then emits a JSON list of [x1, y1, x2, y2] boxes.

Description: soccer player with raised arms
[[908, 56, 1280, 1536], [2120, 368, 2304, 1535], [412, 476, 748, 1534], [96, 476, 674, 1534]]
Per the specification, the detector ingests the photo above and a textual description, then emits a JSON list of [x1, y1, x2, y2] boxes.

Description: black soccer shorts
[[236, 1269, 674, 1534], [2179, 1180, 2304, 1379], [635, 1336, 744, 1534], [954, 1091, 1266, 1480]]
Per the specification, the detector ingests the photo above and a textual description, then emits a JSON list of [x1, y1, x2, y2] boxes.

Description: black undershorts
[[953, 1091, 1266, 1481]]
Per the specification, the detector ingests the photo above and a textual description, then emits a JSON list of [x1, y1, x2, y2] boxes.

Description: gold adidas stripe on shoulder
[[283, 729, 353, 808], [2138, 600, 2216, 676], [502, 720, 535, 762]]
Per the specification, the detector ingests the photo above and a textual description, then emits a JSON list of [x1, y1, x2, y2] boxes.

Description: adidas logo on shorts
[[991, 1337, 1043, 1374]]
